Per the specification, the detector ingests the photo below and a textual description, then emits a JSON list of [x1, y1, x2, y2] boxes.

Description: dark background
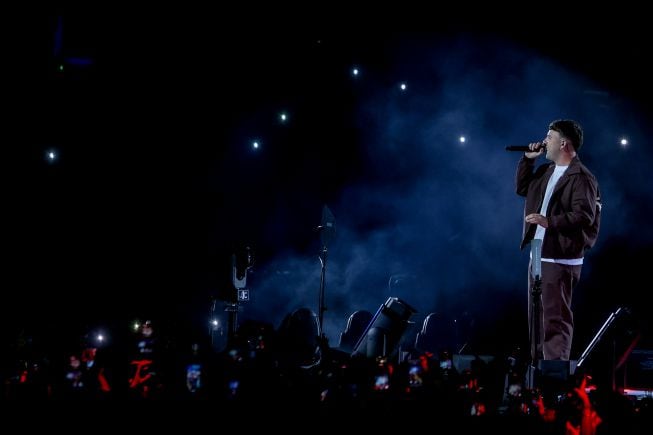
[[3, 10, 652, 360]]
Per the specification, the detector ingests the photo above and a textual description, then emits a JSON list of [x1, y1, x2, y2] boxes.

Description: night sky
[[4, 11, 653, 358]]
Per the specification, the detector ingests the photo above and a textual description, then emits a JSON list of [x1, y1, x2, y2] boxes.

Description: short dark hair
[[549, 119, 583, 151]]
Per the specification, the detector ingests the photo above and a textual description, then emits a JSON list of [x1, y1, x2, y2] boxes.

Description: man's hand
[[525, 213, 548, 228], [524, 142, 545, 159]]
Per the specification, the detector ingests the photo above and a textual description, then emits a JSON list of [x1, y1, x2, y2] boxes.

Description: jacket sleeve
[[548, 175, 598, 230], [515, 156, 536, 197]]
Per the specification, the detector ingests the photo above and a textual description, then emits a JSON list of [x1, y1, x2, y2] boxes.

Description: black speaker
[[453, 354, 495, 372], [624, 349, 653, 392], [538, 359, 577, 380], [526, 360, 578, 401]]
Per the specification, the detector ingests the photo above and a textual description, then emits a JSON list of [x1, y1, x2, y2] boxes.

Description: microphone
[[505, 144, 546, 152]]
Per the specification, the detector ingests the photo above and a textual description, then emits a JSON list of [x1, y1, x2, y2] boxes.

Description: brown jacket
[[516, 155, 601, 259]]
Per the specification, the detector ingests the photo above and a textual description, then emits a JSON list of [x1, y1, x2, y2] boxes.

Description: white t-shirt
[[534, 165, 568, 241]]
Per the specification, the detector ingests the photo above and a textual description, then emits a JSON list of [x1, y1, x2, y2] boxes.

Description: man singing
[[515, 119, 601, 360]]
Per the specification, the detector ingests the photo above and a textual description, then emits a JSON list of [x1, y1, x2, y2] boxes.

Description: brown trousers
[[528, 261, 582, 360]]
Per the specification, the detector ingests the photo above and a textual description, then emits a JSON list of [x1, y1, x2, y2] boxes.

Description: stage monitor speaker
[[453, 354, 495, 373], [623, 348, 653, 392], [525, 359, 578, 402]]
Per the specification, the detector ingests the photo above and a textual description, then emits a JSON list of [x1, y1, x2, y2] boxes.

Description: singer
[[515, 119, 601, 361]]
